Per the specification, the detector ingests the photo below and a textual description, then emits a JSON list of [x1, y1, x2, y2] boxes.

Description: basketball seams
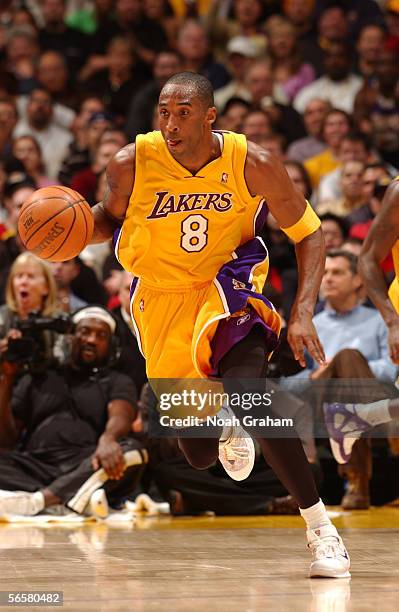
[[78, 202, 89, 250], [24, 199, 87, 246], [37, 206, 77, 260]]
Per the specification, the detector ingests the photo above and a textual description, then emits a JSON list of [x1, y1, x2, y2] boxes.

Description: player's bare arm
[[359, 180, 399, 362], [245, 142, 326, 367], [91, 144, 136, 244]]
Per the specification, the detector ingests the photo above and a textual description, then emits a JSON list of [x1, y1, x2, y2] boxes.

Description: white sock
[[300, 499, 331, 530], [29, 491, 45, 515], [351, 399, 391, 427]]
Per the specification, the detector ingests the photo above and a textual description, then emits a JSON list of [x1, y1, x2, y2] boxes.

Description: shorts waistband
[[140, 279, 212, 293]]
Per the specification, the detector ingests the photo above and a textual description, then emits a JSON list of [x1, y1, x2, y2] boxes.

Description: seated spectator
[[304, 108, 351, 189], [80, 36, 152, 124], [213, 36, 258, 112], [176, 19, 230, 91], [0, 252, 61, 366], [12, 135, 56, 188], [362, 163, 392, 202], [241, 110, 273, 144], [288, 250, 397, 509], [112, 271, 147, 396], [4, 25, 39, 95], [286, 98, 330, 163], [245, 59, 306, 144], [284, 160, 313, 201], [0, 174, 36, 301], [259, 133, 287, 161], [13, 87, 73, 179], [70, 140, 121, 206], [317, 160, 366, 217], [319, 213, 347, 251], [353, 47, 399, 169], [266, 15, 315, 103], [57, 97, 106, 186], [317, 131, 372, 206], [0, 306, 146, 516], [35, 50, 78, 111], [125, 49, 182, 140], [0, 96, 18, 158], [217, 97, 250, 132], [50, 259, 88, 314], [354, 24, 386, 80], [293, 40, 364, 115]]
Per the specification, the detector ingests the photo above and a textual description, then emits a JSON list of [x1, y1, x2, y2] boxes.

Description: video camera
[[2, 311, 72, 370]]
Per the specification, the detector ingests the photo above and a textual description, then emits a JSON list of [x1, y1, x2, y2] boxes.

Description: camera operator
[[0, 305, 146, 517], [0, 252, 64, 368]]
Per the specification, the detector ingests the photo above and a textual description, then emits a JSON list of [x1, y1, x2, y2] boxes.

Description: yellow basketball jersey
[[115, 131, 268, 289]]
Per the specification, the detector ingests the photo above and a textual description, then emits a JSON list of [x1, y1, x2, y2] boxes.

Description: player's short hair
[[162, 72, 214, 109]]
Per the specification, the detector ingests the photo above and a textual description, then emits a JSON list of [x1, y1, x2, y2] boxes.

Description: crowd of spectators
[[1, 0, 399, 518]]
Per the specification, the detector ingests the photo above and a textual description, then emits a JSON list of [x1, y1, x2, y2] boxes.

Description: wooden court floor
[[1, 507, 399, 611]]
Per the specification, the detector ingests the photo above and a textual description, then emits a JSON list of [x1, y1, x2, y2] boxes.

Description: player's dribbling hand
[[287, 314, 326, 368], [388, 322, 399, 364], [92, 436, 126, 480]]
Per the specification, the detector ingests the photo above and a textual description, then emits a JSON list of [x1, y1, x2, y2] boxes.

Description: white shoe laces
[[309, 535, 342, 560], [223, 439, 250, 462]]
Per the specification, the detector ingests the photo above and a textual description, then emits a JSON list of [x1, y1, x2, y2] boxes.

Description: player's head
[[158, 72, 216, 160]]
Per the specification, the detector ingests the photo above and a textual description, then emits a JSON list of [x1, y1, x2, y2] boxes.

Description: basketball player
[[324, 178, 399, 463], [89, 72, 350, 578]]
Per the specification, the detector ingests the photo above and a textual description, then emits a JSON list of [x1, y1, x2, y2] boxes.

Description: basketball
[[17, 186, 94, 263]]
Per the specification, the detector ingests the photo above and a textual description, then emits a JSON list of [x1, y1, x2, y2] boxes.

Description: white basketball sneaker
[[307, 523, 351, 578], [218, 410, 255, 481]]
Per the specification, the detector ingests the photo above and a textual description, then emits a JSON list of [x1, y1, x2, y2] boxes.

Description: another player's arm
[[90, 144, 136, 244], [245, 142, 325, 367], [359, 180, 399, 362]]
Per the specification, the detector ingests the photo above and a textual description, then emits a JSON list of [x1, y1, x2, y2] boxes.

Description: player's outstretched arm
[[90, 144, 136, 244], [359, 180, 399, 362], [245, 142, 325, 367]]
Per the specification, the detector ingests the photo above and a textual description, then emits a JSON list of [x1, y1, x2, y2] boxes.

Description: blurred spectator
[[12, 135, 56, 188], [51, 259, 88, 313], [266, 15, 315, 103], [362, 162, 392, 202], [66, 0, 115, 35], [304, 108, 351, 188], [281, 0, 321, 74], [213, 36, 258, 112], [4, 25, 39, 95], [354, 23, 386, 80], [293, 39, 363, 115], [286, 98, 330, 163], [284, 160, 313, 201], [112, 270, 147, 395], [258, 133, 287, 161], [36, 50, 78, 111], [80, 36, 152, 123], [217, 96, 250, 132], [99, 128, 128, 149], [0, 306, 145, 517], [39, 0, 91, 75], [125, 49, 182, 139], [317, 131, 372, 205], [176, 19, 230, 90], [69, 258, 108, 306], [241, 110, 273, 144], [13, 88, 73, 179], [245, 60, 306, 144], [385, 0, 399, 48], [90, 0, 168, 64], [0, 96, 18, 158], [353, 48, 399, 169], [319, 213, 347, 250], [142, 0, 180, 49], [317, 160, 366, 218], [348, 176, 392, 241], [58, 96, 106, 185], [70, 140, 120, 205], [0, 253, 60, 366]]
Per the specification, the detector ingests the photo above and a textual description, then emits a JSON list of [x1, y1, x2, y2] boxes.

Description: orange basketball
[[18, 186, 94, 263]]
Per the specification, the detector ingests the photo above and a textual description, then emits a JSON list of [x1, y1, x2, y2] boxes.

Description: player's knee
[[333, 348, 366, 365]]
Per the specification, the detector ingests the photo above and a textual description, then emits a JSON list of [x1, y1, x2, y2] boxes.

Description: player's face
[[158, 85, 216, 161]]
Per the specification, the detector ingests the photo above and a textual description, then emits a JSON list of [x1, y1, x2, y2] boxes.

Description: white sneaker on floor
[[218, 424, 255, 481], [0, 490, 44, 516], [307, 523, 351, 578], [89, 489, 109, 519]]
